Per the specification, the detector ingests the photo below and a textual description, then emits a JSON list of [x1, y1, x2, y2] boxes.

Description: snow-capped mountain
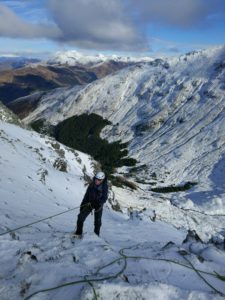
[[22, 46, 225, 214], [48, 50, 154, 66], [1, 119, 225, 299]]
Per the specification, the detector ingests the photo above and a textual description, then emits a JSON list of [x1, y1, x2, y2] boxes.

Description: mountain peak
[[48, 50, 154, 66]]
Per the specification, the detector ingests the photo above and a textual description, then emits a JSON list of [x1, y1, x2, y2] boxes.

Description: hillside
[[21, 46, 225, 215], [0, 120, 225, 299], [0, 101, 26, 127], [0, 50, 151, 108], [0, 64, 98, 106]]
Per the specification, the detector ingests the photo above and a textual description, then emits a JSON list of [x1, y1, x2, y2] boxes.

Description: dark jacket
[[81, 177, 108, 209]]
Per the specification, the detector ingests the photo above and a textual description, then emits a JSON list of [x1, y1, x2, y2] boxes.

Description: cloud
[[129, 0, 225, 28], [0, 0, 148, 52], [0, 0, 224, 53], [0, 4, 60, 39], [0, 49, 51, 58], [47, 0, 148, 51]]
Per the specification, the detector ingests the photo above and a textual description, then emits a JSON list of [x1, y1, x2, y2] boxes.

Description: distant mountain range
[[0, 56, 40, 71], [48, 50, 154, 66], [0, 51, 148, 106]]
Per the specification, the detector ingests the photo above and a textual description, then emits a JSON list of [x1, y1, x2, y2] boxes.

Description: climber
[[73, 171, 108, 238]]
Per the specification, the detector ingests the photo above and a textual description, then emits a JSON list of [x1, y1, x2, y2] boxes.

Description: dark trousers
[[75, 204, 103, 236]]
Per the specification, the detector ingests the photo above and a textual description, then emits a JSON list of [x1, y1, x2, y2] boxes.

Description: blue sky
[[0, 0, 224, 58]]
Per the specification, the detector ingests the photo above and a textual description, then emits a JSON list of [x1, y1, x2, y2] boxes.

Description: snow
[[84, 283, 223, 300], [0, 121, 225, 299], [23, 45, 225, 216], [1, 45, 225, 299], [0, 102, 24, 126], [48, 50, 154, 66]]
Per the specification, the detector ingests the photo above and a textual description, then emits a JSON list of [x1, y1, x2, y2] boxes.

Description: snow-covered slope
[[24, 46, 225, 214], [0, 101, 26, 127], [48, 50, 154, 66], [1, 120, 225, 299]]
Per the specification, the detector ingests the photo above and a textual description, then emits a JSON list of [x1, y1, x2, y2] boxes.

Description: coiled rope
[[24, 243, 225, 299], [1, 193, 224, 298]]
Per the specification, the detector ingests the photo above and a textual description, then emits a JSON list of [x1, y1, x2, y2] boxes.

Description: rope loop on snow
[[24, 243, 225, 299], [1, 190, 225, 298]]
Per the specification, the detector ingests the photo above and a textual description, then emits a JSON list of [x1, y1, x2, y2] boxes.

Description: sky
[[0, 0, 225, 58]]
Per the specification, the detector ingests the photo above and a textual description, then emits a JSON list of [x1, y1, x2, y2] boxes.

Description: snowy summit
[[48, 50, 154, 66]]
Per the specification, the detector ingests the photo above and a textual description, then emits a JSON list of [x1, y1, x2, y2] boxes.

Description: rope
[[24, 243, 225, 300], [85, 276, 98, 300], [24, 245, 128, 300], [1, 187, 224, 298], [0, 203, 91, 237], [182, 255, 224, 296]]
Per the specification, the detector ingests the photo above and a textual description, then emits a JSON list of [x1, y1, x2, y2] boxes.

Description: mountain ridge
[[20, 45, 225, 213], [48, 50, 154, 66]]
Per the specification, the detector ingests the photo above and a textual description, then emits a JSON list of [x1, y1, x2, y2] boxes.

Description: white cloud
[[0, 0, 224, 53], [47, 0, 148, 51], [0, 4, 61, 39], [0, 1, 148, 52]]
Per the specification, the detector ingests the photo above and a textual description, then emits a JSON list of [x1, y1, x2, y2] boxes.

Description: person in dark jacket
[[74, 171, 108, 237]]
